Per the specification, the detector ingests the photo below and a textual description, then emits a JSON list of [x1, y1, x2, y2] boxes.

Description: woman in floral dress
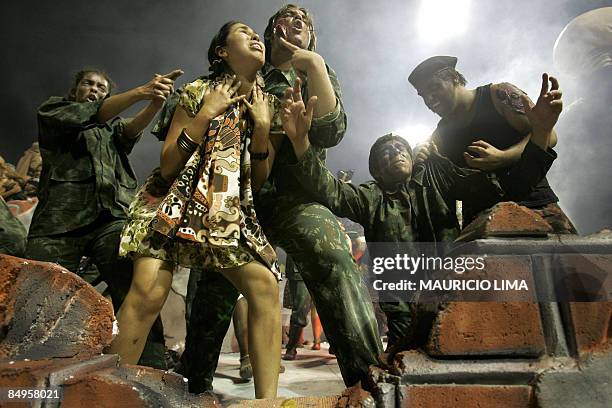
[[109, 21, 285, 399]]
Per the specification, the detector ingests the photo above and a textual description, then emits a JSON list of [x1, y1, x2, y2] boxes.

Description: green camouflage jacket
[[286, 148, 507, 244], [0, 197, 27, 256], [29, 97, 139, 237], [259, 62, 347, 197]]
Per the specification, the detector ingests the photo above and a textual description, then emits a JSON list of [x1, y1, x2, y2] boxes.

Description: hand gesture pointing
[[278, 36, 324, 74], [142, 69, 184, 107], [520, 73, 563, 134]]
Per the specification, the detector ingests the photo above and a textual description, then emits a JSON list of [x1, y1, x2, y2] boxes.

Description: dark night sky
[[1, 0, 611, 233]]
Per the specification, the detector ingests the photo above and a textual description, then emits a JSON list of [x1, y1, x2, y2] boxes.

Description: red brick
[[458, 202, 552, 241], [61, 365, 215, 408], [0, 357, 214, 408], [227, 396, 341, 407], [0, 356, 117, 408], [427, 302, 546, 357], [336, 382, 375, 408], [552, 254, 612, 302], [547, 254, 611, 354], [401, 384, 534, 408], [0, 358, 74, 388], [61, 375, 147, 408], [568, 302, 612, 355], [0, 254, 114, 360]]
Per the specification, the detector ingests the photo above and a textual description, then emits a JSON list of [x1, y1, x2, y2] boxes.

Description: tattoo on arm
[[495, 83, 527, 115]]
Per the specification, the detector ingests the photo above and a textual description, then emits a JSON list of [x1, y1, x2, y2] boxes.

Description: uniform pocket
[[46, 179, 95, 212], [50, 156, 94, 181]]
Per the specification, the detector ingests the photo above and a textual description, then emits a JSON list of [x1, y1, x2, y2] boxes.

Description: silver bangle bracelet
[[177, 129, 198, 154]]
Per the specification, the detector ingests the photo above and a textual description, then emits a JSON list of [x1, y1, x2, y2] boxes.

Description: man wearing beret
[[279, 77, 560, 357], [287, 131, 504, 356], [408, 56, 576, 233]]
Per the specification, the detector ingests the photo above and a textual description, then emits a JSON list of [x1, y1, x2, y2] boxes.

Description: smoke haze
[[1, 0, 610, 233]]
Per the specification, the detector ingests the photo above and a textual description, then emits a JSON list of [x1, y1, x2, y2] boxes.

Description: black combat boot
[[282, 325, 302, 360]]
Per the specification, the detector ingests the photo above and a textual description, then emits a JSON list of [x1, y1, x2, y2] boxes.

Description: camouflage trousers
[[287, 277, 312, 329], [265, 201, 383, 386], [180, 199, 383, 392], [285, 255, 312, 329], [379, 302, 413, 348], [26, 214, 167, 369], [380, 301, 439, 353]]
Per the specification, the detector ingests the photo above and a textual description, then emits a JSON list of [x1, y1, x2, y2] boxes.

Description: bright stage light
[[393, 124, 434, 148], [416, 0, 471, 43]]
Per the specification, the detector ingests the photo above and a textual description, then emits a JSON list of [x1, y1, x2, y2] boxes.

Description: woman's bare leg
[[108, 257, 173, 364], [220, 261, 280, 399]]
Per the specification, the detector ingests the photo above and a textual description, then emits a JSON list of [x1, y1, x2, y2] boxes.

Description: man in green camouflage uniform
[[180, 4, 382, 392], [26, 68, 182, 368], [0, 196, 27, 257], [283, 126, 557, 351]]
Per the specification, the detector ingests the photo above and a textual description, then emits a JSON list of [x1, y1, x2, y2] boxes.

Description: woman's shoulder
[[183, 77, 212, 93], [179, 77, 213, 117]]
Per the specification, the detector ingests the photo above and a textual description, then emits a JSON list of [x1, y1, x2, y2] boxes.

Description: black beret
[[408, 56, 458, 91]]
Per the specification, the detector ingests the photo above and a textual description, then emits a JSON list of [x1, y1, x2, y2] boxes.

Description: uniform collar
[[262, 62, 299, 85]]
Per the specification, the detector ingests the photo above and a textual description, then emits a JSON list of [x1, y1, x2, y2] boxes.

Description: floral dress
[[119, 77, 283, 279]]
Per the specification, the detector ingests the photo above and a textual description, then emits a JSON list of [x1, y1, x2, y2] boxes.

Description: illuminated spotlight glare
[[393, 124, 433, 148], [416, 0, 471, 43]]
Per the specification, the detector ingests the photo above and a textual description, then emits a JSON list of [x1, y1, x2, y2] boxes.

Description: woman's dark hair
[[67, 69, 114, 100], [264, 4, 316, 62], [207, 21, 242, 79]]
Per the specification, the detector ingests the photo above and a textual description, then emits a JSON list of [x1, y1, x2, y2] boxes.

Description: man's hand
[[520, 73, 563, 134], [414, 141, 438, 164], [463, 140, 510, 170], [97, 69, 183, 134], [281, 78, 317, 158], [141, 69, 184, 107], [279, 36, 325, 75]]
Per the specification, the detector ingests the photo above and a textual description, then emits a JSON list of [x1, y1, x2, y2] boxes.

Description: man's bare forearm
[[502, 136, 530, 164], [97, 88, 145, 123], [306, 60, 336, 118], [530, 128, 553, 151], [124, 102, 161, 139]]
